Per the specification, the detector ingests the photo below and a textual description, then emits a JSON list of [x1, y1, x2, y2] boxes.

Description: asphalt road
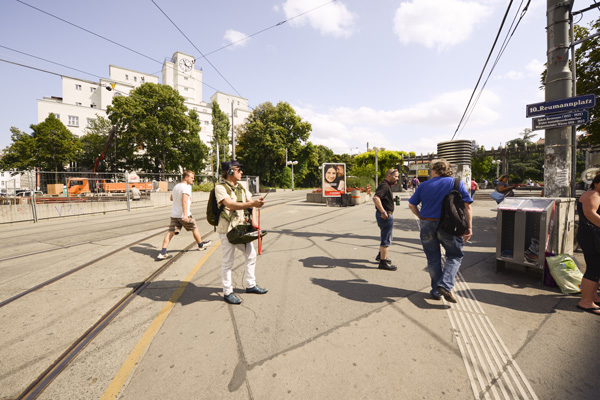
[[1, 190, 598, 400]]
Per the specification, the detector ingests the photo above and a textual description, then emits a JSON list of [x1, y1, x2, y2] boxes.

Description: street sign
[[531, 110, 589, 131], [526, 94, 596, 117]]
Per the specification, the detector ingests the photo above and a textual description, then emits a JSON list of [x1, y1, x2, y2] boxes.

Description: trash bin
[[496, 197, 556, 280]]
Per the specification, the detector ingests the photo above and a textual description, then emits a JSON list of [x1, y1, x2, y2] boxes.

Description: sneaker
[[198, 240, 212, 250], [156, 252, 170, 260], [224, 293, 242, 304], [246, 285, 268, 294], [378, 259, 397, 271], [437, 286, 457, 303]]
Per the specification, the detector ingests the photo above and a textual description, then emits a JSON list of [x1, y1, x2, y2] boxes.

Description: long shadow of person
[[311, 278, 414, 303], [299, 256, 376, 269], [128, 280, 221, 306]]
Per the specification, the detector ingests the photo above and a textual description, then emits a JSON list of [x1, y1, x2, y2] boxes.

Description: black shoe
[[246, 285, 268, 294], [375, 252, 381, 261], [224, 293, 242, 304], [378, 259, 397, 271], [437, 286, 457, 303]]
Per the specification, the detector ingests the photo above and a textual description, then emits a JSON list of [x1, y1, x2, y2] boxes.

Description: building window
[[52, 113, 60, 119], [75, 84, 82, 90], [90, 87, 96, 93], [91, 103, 97, 109], [184, 77, 188, 81], [125, 74, 129, 80], [75, 102, 82, 106], [87, 118, 95, 127], [141, 77, 145, 83], [204, 121, 209, 125], [68, 115, 79, 127], [184, 87, 188, 91], [134, 76, 137, 82]]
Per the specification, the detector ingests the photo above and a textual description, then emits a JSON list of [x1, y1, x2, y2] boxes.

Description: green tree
[[352, 150, 405, 183], [236, 101, 311, 186], [505, 129, 544, 183], [0, 127, 35, 171], [541, 17, 600, 143], [211, 101, 231, 168], [0, 115, 81, 181], [106, 83, 208, 175], [78, 115, 112, 171], [574, 18, 600, 143]]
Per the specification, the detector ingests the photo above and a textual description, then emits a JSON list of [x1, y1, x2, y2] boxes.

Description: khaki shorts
[[168, 216, 198, 234]]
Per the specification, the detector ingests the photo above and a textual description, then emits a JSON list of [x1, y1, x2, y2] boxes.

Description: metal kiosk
[[496, 197, 556, 280]]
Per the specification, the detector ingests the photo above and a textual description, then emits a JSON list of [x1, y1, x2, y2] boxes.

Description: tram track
[[8, 194, 304, 399], [0, 196, 296, 308]]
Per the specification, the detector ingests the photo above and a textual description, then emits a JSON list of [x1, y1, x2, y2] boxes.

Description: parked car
[[15, 190, 43, 197]]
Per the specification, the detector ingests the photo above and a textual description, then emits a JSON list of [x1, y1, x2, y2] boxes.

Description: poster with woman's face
[[322, 163, 346, 197]]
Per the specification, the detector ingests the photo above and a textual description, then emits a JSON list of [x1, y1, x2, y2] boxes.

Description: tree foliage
[[574, 18, 600, 143], [0, 115, 81, 180], [210, 101, 231, 169], [106, 83, 208, 175], [541, 17, 600, 143], [236, 101, 311, 186], [352, 150, 405, 183], [78, 115, 112, 171]]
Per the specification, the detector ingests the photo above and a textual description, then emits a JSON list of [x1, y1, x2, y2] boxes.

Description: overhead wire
[[451, 0, 515, 140], [14, 0, 224, 99], [151, 0, 244, 99], [455, 0, 531, 139]]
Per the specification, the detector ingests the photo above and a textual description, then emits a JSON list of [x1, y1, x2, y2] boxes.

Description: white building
[[37, 51, 250, 147]]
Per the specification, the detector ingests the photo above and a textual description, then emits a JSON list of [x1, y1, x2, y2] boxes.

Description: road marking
[[446, 272, 539, 400], [100, 242, 221, 400]]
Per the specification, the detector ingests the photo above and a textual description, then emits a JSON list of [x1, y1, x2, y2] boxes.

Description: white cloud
[[281, 0, 357, 38], [393, 0, 493, 51], [223, 29, 249, 48], [293, 89, 501, 153], [495, 71, 525, 80], [525, 58, 544, 76]]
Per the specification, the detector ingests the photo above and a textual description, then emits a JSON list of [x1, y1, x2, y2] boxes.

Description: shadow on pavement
[[311, 277, 413, 303], [128, 280, 221, 305], [299, 256, 376, 269]]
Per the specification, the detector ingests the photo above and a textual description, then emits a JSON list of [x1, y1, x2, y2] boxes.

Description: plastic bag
[[490, 191, 505, 203], [546, 254, 583, 294]]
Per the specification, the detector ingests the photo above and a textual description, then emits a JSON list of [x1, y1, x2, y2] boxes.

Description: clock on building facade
[[178, 58, 193, 72]]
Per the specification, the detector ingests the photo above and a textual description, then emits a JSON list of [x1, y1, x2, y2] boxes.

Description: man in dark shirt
[[373, 169, 400, 271]]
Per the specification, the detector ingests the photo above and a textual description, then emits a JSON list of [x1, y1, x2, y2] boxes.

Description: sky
[[0, 0, 598, 156]]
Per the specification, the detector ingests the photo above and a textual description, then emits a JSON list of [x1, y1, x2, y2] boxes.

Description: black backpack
[[206, 183, 231, 226], [438, 178, 468, 237]]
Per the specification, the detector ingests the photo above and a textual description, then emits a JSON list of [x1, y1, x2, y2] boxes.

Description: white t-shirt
[[214, 182, 252, 234], [170, 182, 192, 218]]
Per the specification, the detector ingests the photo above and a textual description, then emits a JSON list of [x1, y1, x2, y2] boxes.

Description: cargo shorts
[[168, 216, 198, 234]]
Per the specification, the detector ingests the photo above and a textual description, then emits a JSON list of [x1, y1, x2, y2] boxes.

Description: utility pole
[[544, 0, 573, 197], [231, 101, 236, 160]]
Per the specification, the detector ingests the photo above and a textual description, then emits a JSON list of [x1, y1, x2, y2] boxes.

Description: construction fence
[[0, 170, 259, 224]]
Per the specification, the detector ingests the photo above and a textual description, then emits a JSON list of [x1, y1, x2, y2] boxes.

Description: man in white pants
[[215, 160, 266, 304]]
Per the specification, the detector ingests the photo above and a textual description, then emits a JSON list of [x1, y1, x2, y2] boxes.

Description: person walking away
[[470, 179, 479, 198], [157, 171, 212, 260], [576, 174, 600, 315], [215, 160, 266, 305], [408, 159, 473, 302], [373, 169, 400, 271]]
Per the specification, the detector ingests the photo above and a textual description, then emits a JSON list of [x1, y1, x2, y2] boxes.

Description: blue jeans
[[419, 220, 464, 296], [375, 211, 394, 247]]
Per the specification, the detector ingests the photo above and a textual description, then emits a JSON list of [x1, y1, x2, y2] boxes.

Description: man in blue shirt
[[408, 160, 473, 303]]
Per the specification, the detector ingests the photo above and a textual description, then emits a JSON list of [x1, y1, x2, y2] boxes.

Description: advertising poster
[[322, 163, 346, 197]]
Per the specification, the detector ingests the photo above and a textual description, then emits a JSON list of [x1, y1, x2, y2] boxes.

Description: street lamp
[[491, 159, 502, 178], [286, 160, 298, 190]]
